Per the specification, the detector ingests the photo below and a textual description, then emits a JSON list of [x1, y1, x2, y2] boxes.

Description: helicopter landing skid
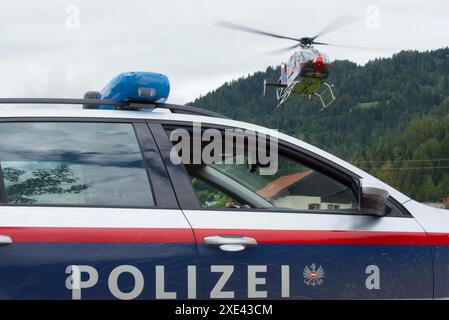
[[276, 81, 336, 109], [312, 82, 336, 110], [276, 81, 298, 108]]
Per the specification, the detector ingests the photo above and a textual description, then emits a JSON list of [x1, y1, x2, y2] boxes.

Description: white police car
[[0, 72, 446, 300]]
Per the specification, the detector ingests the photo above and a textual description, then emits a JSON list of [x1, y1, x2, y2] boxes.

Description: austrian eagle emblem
[[303, 263, 325, 286]]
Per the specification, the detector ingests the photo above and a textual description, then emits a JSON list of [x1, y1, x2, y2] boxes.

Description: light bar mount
[[0, 98, 229, 119]]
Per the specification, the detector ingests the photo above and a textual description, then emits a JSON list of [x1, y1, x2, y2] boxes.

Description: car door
[[0, 119, 199, 300], [155, 121, 433, 300]]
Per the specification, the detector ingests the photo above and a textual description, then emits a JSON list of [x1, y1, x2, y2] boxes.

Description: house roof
[[257, 170, 313, 199]]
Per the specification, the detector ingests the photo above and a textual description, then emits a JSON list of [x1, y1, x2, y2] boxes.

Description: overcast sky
[[0, 0, 448, 104]]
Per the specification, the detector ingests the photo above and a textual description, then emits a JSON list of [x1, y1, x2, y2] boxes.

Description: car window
[[169, 127, 358, 212], [213, 155, 358, 211], [191, 177, 245, 209], [0, 122, 154, 207]]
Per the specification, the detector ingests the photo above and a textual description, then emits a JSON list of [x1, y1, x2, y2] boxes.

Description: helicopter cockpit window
[[301, 50, 315, 63]]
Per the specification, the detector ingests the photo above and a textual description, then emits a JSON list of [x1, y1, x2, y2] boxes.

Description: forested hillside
[[189, 48, 449, 202], [354, 97, 449, 202]]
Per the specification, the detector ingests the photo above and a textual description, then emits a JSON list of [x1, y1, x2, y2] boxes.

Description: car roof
[[0, 106, 411, 204]]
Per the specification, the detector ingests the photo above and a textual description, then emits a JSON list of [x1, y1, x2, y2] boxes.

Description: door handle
[[204, 235, 257, 252], [0, 235, 13, 246]]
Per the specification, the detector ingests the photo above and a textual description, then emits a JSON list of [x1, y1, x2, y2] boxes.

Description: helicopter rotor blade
[[314, 41, 387, 51], [216, 20, 301, 43], [217, 16, 383, 54], [312, 14, 362, 41], [311, 41, 331, 45], [265, 43, 302, 55]]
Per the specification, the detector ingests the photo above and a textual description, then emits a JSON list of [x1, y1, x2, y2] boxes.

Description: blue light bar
[[93, 72, 170, 109]]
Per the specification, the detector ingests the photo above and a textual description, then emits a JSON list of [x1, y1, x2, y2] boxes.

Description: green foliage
[[190, 48, 449, 202], [192, 178, 237, 208], [4, 164, 89, 204], [355, 97, 449, 201]]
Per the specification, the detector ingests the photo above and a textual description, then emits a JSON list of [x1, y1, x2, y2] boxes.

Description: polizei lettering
[[65, 264, 380, 299]]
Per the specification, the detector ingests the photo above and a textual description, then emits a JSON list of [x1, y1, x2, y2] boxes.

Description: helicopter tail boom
[[263, 79, 287, 96]]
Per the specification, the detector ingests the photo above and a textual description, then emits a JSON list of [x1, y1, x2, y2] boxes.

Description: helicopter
[[217, 16, 364, 109]]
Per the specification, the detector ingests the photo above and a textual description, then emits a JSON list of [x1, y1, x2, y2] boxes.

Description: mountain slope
[[354, 97, 449, 202], [190, 49, 449, 157], [189, 48, 449, 201]]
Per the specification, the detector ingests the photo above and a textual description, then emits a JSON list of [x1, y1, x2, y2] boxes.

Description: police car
[[0, 72, 447, 300]]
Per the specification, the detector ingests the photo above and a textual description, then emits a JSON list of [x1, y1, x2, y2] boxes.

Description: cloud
[[0, 0, 448, 104]]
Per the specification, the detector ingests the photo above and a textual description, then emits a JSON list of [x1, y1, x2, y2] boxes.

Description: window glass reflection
[[0, 122, 153, 207]]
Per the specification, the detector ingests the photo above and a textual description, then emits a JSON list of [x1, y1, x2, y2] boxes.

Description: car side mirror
[[360, 180, 390, 216]]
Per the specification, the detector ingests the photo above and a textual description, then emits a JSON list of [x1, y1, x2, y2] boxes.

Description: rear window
[[0, 122, 154, 207]]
